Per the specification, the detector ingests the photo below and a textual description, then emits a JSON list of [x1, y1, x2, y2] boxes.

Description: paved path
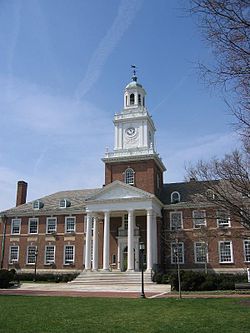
[[0, 283, 250, 299]]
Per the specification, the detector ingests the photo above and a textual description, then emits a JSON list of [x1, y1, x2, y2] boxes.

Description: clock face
[[126, 127, 136, 136]]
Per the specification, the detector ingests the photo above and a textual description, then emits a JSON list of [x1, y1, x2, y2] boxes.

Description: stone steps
[[69, 270, 153, 285]]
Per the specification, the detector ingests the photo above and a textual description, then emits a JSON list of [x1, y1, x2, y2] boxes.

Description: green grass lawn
[[0, 296, 250, 333]]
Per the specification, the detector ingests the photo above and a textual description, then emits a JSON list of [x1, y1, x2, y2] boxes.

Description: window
[[217, 210, 230, 228], [28, 218, 38, 234], [59, 199, 71, 208], [193, 210, 206, 228], [64, 245, 74, 265], [124, 168, 135, 185], [33, 200, 43, 210], [206, 189, 215, 200], [194, 242, 207, 263], [171, 242, 184, 264], [138, 94, 141, 105], [170, 211, 183, 230], [130, 93, 135, 105], [171, 192, 180, 204], [9, 246, 19, 263], [26, 246, 37, 264], [45, 245, 55, 264], [46, 217, 57, 234], [11, 219, 21, 234], [219, 241, 233, 263], [65, 217, 76, 233], [244, 240, 250, 262]]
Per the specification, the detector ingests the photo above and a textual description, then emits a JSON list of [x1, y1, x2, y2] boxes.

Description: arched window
[[171, 191, 181, 204], [130, 93, 135, 105], [126, 95, 128, 106], [124, 168, 135, 185], [138, 94, 141, 105], [143, 96, 145, 106]]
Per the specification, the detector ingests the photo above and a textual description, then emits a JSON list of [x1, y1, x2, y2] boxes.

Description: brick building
[[0, 73, 249, 275]]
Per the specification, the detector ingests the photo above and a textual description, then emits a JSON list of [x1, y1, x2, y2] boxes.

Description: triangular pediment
[[86, 181, 153, 202]]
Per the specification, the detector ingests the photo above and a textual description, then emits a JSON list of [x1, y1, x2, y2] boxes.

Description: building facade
[[0, 73, 250, 275]]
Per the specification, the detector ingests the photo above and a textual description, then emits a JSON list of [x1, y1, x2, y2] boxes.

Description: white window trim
[[44, 245, 56, 265], [33, 200, 43, 210], [26, 245, 37, 265], [65, 216, 76, 233], [28, 218, 39, 234], [171, 242, 184, 264], [124, 168, 135, 185], [216, 210, 231, 228], [64, 245, 75, 265], [194, 242, 208, 264], [192, 210, 207, 228], [46, 217, 57, 234], [171, 191, 181, 204], [11, 219, 21, 235], [219, 241, 234, 264], [9, 245, 19, 263], [170, 211, 183, 230], [243, 240, 250, 263]]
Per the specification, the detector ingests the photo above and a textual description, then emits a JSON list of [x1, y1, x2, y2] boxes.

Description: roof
[[0, 188, 100, 216], [0, 180, 219, 217], [160, 180, 218, 205]]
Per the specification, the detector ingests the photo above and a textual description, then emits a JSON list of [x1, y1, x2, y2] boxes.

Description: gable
[[86, 181, 153, 202]]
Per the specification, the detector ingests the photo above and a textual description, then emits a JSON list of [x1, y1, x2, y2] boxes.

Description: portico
[[84, 181, 162, 273]]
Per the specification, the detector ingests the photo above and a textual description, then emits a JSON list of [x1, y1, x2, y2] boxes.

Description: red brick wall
[[105, 159, 163, 197]]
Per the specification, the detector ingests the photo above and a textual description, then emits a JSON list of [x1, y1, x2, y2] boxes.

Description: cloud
[[75, 0, 143, 101]]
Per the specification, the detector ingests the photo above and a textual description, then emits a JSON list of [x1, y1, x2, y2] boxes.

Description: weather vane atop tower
[[131, 64, 137, 82]]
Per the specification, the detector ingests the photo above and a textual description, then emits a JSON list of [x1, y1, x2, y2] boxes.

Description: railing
[[118, 229, 140, 237]]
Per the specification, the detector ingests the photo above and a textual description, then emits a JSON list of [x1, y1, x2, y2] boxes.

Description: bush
[[17, 272, 79, 282], [0, 269, 15, 288], [170, 271, 247, 291]]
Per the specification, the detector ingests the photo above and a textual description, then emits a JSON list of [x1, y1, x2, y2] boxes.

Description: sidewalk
[[0, 283, 250, 299]]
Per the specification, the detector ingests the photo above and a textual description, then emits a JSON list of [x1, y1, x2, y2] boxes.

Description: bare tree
[[187, 150, 250, 228], [190, 0, 250, 135]]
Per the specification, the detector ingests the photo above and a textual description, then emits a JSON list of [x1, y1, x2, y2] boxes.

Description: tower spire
[[131, 64, 137, 82]]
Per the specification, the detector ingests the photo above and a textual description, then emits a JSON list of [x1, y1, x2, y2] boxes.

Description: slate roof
[[1, 188, 100, 216], [0, 180, 217, 217]]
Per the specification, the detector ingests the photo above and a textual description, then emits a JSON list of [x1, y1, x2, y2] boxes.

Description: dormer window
[[59, 199, 71, 209], [33, 200, 44, 210], [124, 168, 135, 185], [206, 189, 215, 200], [171, 191, 181, 204], [130, 93, 135, 105]]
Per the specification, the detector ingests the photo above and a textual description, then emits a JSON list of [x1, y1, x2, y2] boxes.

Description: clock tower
[[102, 70, 166, 197]]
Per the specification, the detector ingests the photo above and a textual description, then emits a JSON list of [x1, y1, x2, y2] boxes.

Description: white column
[[103, 211, 110, 271], [127, 210, 134, 271], [147, 209, 153, 271], [117, 240, 121, 270], [85, 213, 92, 270], [92, 215, 99, 271], [152, 213, 158, 265]]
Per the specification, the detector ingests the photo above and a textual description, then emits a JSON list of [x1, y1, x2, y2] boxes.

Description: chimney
[[16, 181, 28, 206]]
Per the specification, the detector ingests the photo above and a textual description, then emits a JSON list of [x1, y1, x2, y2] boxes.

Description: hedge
[[0, 269, 17, 288], [153, 271, 248, 291], [17, 272, 79, 283]]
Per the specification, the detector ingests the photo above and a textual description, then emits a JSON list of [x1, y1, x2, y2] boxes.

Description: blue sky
[[0, 0, 239, 211]]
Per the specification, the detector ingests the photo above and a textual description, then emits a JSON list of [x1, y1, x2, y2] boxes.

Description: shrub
[[169, 271, 247, 291], [17, 272, 79, 282], [0, 269, 14, 288]]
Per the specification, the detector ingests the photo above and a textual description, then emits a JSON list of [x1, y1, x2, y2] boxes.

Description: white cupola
[[123, 70, 146, 110]]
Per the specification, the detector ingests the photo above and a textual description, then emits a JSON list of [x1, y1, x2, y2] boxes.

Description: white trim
[[219, 241, 234, 263], [170, 191, 181, 204], [171, 242, 184, 264], [9, 245, 19, 263], [194, 241, 208, 264], [11, 218, 21, 235], [243, 240, 250, 262], [28, 217, 39, 234], [65, 216, 76, 233], [26, 245, 37, 265], [192, 210, 206, 228], [216, 209, 231, 228], [64, 244, 75, 265], [170, 211, 183, 230], [46, 217, 57, 234], [44, 245, 56, 264]]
